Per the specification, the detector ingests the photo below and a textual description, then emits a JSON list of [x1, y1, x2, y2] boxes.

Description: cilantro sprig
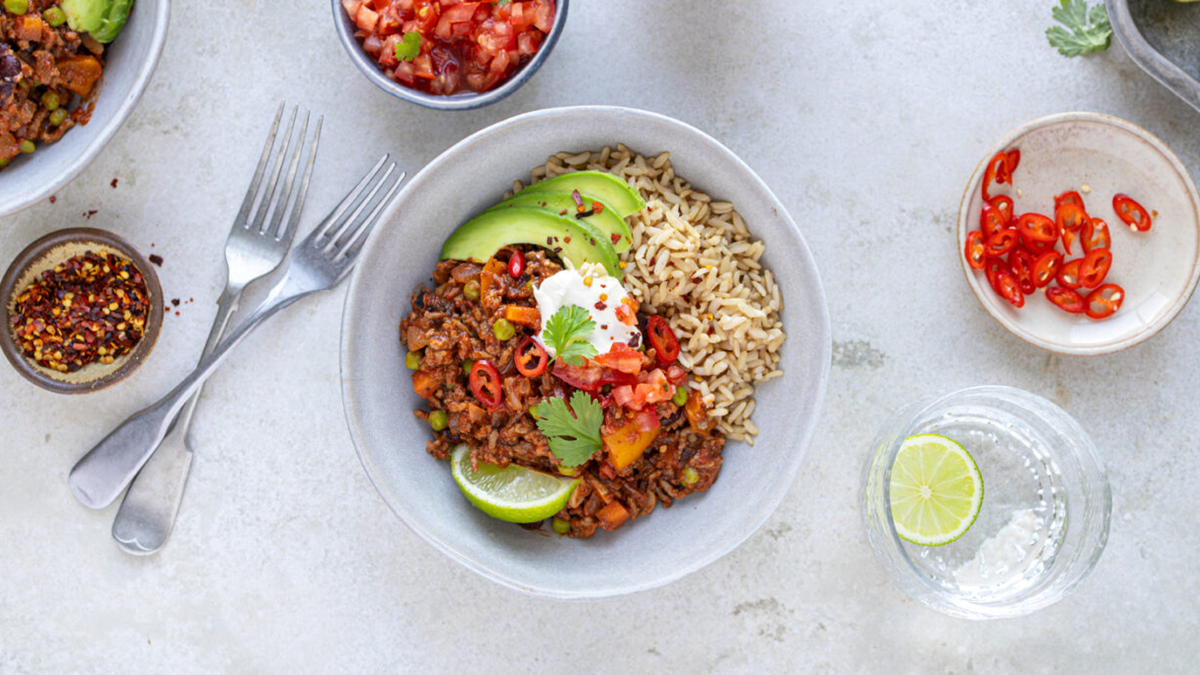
[[1046, 0, 1111, 57], [394, 31, 422, 62], [532, 391, 604, 467], [542, 305, 597, 367]]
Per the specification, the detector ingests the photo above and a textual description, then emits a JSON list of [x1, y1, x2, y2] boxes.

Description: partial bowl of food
[[1, 226, 163, 393], [0, 0, 170, 217], [341, 105, 831, 598], [958, 112, 1200, 356], [332, 0, 565, 111]]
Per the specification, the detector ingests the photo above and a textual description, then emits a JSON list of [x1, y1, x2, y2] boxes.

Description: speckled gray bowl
[[340, 106, 831, 598], [0, 0, 169, 217]]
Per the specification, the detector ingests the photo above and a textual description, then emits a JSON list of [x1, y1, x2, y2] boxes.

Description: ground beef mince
[[400, 246, 726, 538]]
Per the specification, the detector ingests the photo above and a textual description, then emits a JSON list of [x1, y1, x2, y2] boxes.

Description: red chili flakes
[[610, 233, 621, 245], [148, 254, 163, 267], [691, 276, 702, 283], [563, 237, 571, 243], [110, 178, 118, 188], [10, 251, 150, 373], [593, 201, 604, 214], [594, 301, 607, 311], [83, 210, 97, 219], [48, 196, 56, 204], [170, 298, 180, 307]]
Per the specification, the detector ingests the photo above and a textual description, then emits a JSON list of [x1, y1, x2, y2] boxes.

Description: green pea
[[462, 359, 474, 376], [405, 350, 420, 370], [682, 467, 700, 487], [42, 6, 64, 25], [0, 157, 10, 168], [428, 410, 448, 431], [672, 385, 689, 407], [49, 108, 67, 126], [492, 318, 515, 341], [551, 517, 571, 535], [463, 279, 480, 300], [40, 91, 59, 111], [557, 465, 579, 477], [4, 0, 28, 15], [18, 139, 35, 154]]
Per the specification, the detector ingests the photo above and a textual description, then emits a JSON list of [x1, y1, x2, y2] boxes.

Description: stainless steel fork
[[111, 103, 321, 554], [68, 155, 406, 510]]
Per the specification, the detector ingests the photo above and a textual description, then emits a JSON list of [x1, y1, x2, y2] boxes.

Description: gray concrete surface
[[1, 0, 1197, 672]]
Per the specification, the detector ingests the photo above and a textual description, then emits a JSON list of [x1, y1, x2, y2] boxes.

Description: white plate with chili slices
[[957, 112, 1200, 356]]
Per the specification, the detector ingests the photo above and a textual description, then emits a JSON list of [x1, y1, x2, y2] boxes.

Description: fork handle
[[68, 278, 314, 509]]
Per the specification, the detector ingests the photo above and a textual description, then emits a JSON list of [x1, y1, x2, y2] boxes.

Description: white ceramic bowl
[[958, 112, 1200, 355], [0, 0, 170, 217], [341, 106, 831, 598]]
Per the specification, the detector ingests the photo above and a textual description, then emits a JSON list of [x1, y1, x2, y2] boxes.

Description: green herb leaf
[[496, 0, 511, 5], [532, 391, 604, 467], [1046, 0, 1111, 57], [542, 305, 597, 367], [394, 31, 422, 62]]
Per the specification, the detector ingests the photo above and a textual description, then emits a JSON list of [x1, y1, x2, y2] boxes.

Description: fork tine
[[333, 170, 407, 263], [265, 109, 312, 242], [321, 163, 396, 250], [312, 155, 390, 241], [249, 105, 298, 233], [275, 115, 323, 244], [232, 102, 285, 229]]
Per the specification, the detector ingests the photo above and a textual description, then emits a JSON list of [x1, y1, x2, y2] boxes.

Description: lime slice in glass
[[890, 434, 984, 546], [450, 444, 580, 524]]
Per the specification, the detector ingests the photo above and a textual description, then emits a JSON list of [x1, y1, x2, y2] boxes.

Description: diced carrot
[[57, 55, 102, 97], [411, 370, 438, 398], [685, 393, 714, 436], [479, 257, 506, 312], [603, 420, 658, 471], [504, 305, 540, 328], [17, 15, 43, 42], [596, 501, 631, 531]]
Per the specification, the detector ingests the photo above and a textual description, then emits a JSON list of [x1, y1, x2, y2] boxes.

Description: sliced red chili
[[1113, 194, 1152, 232], [1046, 286, 1087, 314], [1032, 250, 1063, 288], [1081, 217, 1111, 252], [965, 231, 987, 270], [1078, 248, 1113, 289], [514, 336, 548, 377], [984, 258, 1007, 289], [646, 315, 680, 365], [988, 195, 1014, 225], [1085, 284, 1125, 319], [508, 250, 525, 278], [1055, 202, 1088, 255], [1004, 148, 1021, 175], [990, 269, 1025, 308], [1054, 190, 1086, 212], [1057, 258, 1084, 290], [982, 152, 1011, 202], [985, 229, 1020, 257], [1017, 213, 1057, 249], [981, 203, 1010, 239], [469, 359, 503, 411], [1008, 247, 1036, 295]]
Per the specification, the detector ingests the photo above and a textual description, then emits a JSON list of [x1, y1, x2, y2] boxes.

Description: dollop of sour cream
[[533, 263, 638, 359]]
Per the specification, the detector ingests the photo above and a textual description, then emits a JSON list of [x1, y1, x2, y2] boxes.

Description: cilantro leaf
[[542, 305, 597, 367], [394, 31, 422, 62], [532, 391, 604, 467], [1046, 0, 1111, 57]]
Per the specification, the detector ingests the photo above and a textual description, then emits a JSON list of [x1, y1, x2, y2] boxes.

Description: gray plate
[[1108, 0, 1200, 113]]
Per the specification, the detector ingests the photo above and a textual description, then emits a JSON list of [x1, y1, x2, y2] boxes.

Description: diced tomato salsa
[[342, 0, 555, 96]]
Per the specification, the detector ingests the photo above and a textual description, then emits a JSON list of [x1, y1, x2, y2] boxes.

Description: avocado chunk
[[516, 171, 646, 219], [486, 191, 634, 253], [62, 0, 133, 43], [441, 207, 622, 278]]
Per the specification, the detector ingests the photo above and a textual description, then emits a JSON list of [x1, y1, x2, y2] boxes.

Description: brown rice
[[516, 144, 786, 443]]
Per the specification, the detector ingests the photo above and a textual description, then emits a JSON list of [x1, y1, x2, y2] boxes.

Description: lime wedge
[[450, 444, 580, 524], [890, 434, 984, 546]]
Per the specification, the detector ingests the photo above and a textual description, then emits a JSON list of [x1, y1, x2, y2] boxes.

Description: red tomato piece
[[985, 229, 1020, 257], [1113, 194, 1152, 232], [1055, 202, 1088, 255], [1081, 217, 1111, 252], [1046, 286, 1087, 314], [633, 408, 661, 433], [593, 343, 642, 374], [645, 315, 681, 365], [514, 336, 548, 377], [1078, 248, 1113, 289], [981, 203, 1011, 239], [1032, 250, 1063, 288], [1057, 258, 1084, 290], [1017, 213, 1057, 249], [1085, 284, 1125, 319], [965, 231, 987, 270], [469, 359, 503, 410], [982, 152, 1011, 202], [1008, 248, 1036, 295], [990, 269, 1026, 308]]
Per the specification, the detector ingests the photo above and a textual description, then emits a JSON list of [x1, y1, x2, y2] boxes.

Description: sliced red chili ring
[[985, 228, 1020, 257], [990, 269, 1025, 308], [1078, 248, 1113, 289], [1055, 202, 1088, 255], [1113, 194, 1152, 232], [984, 258, 1007, 289], [1046, 286, 1087, 314], [1057, 258, 1084, 289], [469, 359, 503, 411], [965, 231, 986, 270], [981, 203, 1011, 239], [1008, 247, 1036, 295], [982, 152, 1011, 202], [1017, 213, 1057, 249], [1054, 190, 1086, 212], [988, 195, 1014, 225], [514, 336, 548, 377], [646, 315, 680, 365], [1004, 148, 1021, 175], [1032, 250, 1063, 288], [1085, 283, 1125, 319], [1081, 217, 1111, 252], [508, 250, 525, 278]]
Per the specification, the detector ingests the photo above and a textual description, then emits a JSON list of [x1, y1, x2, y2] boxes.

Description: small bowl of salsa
[[333, 0, 567, 110]]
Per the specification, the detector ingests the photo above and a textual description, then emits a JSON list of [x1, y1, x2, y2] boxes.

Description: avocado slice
[[486, 191, 634, 253], [516, 171, 646, 219], [62, 0, 133, 43], [441, 207, 622, 278]]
